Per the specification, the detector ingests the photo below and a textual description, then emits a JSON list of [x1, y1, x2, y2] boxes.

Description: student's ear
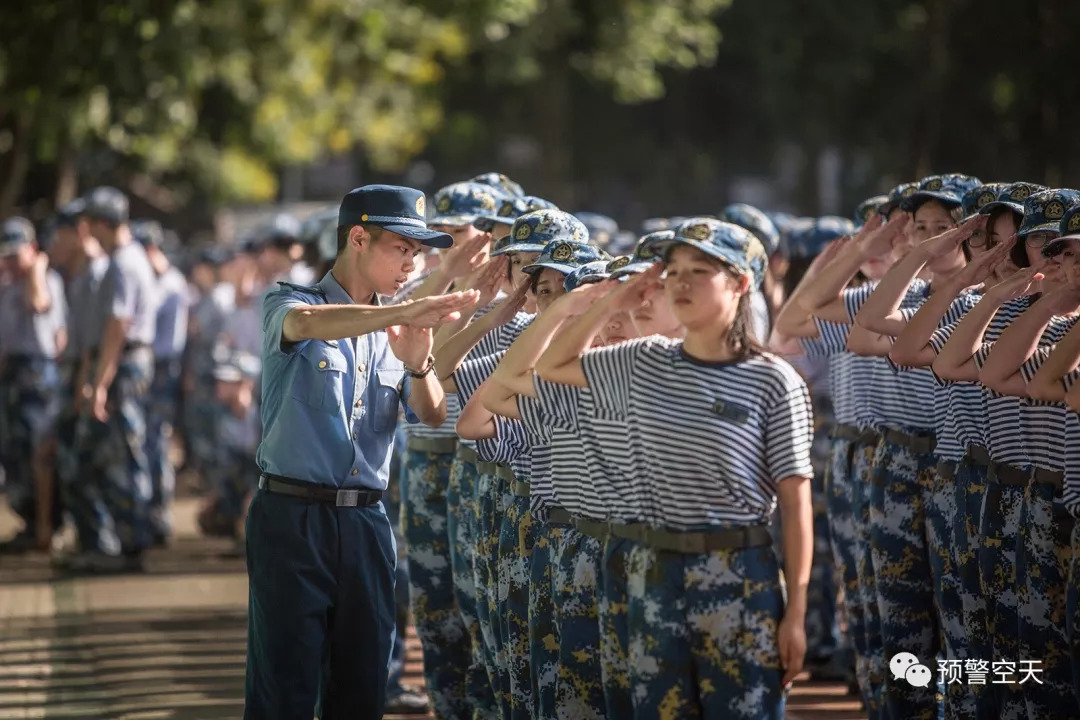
[[350, 226, 369, 252]]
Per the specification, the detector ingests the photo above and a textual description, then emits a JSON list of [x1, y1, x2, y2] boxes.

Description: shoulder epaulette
[[276, 281, 327, 299]]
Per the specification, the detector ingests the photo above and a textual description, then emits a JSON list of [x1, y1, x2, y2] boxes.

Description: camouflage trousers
[[446, 448, 498, 718], [599, 533, 637, 719], [1015, 480, 1078, 719], [868, 431, 942, 720], [78, 349, 156, 554], [825, 437, 871, 706], [498, 493, 536, 719], [0, 358, 61, 535], [952, 460, 992, 719], [927, 462, 969, 718], [181, 379, 219, 475], [529, 522, 563, 720], [199, 447, 258, 533], [552, 526, 605, 719], [474, 471, 507, 715], [979, 476, 1025, 720], [401, 443, 471, 720], [1066, 523, 1080, 709], [851, 436, 886, 719], [626, 541, 786, 719], [146, 358, 182, 538]]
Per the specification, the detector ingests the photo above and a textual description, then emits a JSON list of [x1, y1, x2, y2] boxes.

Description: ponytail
[[725, 291, 767, 360]]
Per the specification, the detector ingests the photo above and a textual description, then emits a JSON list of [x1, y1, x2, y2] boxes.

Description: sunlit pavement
[[0, 497, 863, 719]]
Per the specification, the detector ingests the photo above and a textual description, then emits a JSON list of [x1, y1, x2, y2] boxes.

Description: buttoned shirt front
[[256, 271, 418, 490]]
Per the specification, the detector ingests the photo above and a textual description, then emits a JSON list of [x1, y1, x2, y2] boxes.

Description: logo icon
[[891, 652, 933, 688]]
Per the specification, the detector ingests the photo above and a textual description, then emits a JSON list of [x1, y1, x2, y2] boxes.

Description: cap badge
[[608, 256, 631, 271], [1068, 213, 1080, 232], [1012, 185, 1032, 201], [479, 193, 496, 211], [514, 223, 532, 241], [683, 223, 713, 241], [1046, 200, 1066, 221], [977, 191, 996, 208], [415, 196, 425, 216], [551, 243, 574, 262], [901, 186, 917, 197], [924, 178, 943, 191], [436, 195, 452, 213]]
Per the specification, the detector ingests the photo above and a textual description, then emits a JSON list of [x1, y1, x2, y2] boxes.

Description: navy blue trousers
[[244, 489, 398, 720]]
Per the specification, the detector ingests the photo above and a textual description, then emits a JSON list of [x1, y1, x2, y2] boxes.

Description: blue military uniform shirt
[[99, 241, 160, 345], [151, 266, 190, 360], [257, 271, 419, 490]]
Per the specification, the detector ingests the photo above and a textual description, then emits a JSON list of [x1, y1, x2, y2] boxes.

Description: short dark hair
[[336, 223, 383, 257]]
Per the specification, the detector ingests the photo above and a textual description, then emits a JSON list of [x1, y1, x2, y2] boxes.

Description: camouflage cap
[[719, 203, 780, 256], [650, 217, 768, 288]]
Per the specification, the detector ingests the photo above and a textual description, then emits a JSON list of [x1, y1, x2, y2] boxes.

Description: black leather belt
[[610, 523, 772, 553], [258, 473, 383, 507], [511, 479, 531, 497], [987, 463, 1031, 486], [547, 507, 573, 526], [883, 428, 936, 454], [406, 435, 458, 454], [1033, 467, 1064, 489], [457, 444, 480, 465], [965, 444, 991, 467]]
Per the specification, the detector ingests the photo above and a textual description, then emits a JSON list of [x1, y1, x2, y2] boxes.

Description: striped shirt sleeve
[[454, 351, 503, 405], [532, 376, 581, 432], [580, 337, 651, 415], [764, 374, 815, 483], [798, 319, 851, 357], [1064, 368, 1080, 391], [488, 416, 534, 464], [1020, 346, 1052, 384], [517, 395, 554, 446], [841, 283, 877, 323]]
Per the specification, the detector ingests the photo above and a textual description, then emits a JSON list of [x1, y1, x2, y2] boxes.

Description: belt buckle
[[336, 489, 360, 507]]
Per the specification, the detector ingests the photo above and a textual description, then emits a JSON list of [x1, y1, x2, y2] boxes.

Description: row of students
[[415, 204, 816, 720], [775, 176, 1080, 720]]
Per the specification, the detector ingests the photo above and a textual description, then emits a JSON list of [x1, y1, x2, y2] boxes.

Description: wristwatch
[[406, 354, 437, 379]]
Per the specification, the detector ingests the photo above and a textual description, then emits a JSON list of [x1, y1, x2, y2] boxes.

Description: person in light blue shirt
[[244, 184, 480, 720]]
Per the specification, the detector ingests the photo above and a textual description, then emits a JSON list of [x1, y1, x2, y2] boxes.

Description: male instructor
[[245, 185, 479, 719]]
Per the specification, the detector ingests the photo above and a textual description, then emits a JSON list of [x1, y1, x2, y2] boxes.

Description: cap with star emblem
[[492, 206, 583, 259], [650, 217, 768, 288], [429, 181, 505, 227], [878, 182, 919, 217], [1045, 204, 1080, 256], [1018, 188, 1080, 238], [479, 195, 558, 236], [719, 203, 780, 256], [83, 186, 130, 225], [787, 216, 854, 260], [978, 182, 1049, 217], [961, 183, 1010, 221], [563, 260, 612, 292], [900, 173, 983, 212], [0, 217, 35, 256], [609, 230, 674, 279], [854, 196, 889, 228], [521, 229, 608, 277], [470, 172, 525, 198], [337, 184, 451, 248]]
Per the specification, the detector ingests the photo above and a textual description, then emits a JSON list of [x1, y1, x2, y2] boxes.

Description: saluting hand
[[463, 256, 508, 309], [487, 282, 530, 326], [858, 212, 908, 260], [606, 263, 663, 312], [387, 324, 434, 371], [921, 214, 986, 259], [955, 236, 1013, 289], [401, 290, 481, 328], [987, 265, 1043, 302], [441, 234, 491, 281], [550, 281, 611, 319]]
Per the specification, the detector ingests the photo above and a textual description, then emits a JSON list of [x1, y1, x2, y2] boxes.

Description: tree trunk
[[54, 133, 79, 207], [0, 112, 31, 216]]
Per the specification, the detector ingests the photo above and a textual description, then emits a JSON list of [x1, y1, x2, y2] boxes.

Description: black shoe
[[61, 550, 145, 574], [806, 655, 856, 683]]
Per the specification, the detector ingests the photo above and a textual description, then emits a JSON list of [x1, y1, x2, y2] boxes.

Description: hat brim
[[1042, 236, 1080, 257], [521, 261, 577, 276], [490, 242, 546, 257], [0, 242, 25, 257], [651, 237, 750, 277], [565, 274, 610, 292], [430, 214, 480, 228], [1018, 221, 1061, 238], [979, 200, 1025, 216], [608, 261, 656, 280], [900, 191, 963, 212], [381, 223, 453, 249]]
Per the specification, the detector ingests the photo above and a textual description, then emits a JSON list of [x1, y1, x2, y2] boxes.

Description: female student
[[934, 188, 1079, 720], [536, 218, 814, 719]]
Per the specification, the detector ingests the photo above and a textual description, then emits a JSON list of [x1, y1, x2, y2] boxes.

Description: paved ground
[[0, 497, 864, 719]]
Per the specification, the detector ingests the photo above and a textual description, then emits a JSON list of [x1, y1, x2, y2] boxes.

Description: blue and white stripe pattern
[[928, 319, 987, 456], [798, 320, 859, 427], [971, 295, 1038, 466], [474, 312, 535, 358], [579, 337, 814, 529], [454, 351, 507, 463], [1063, 370, 1080, 516], [1018, 315, 1080, 470]]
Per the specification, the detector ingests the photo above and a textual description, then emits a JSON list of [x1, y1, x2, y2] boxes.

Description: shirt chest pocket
[[292, 342, 348, 413], [371, 367, 405, 433]]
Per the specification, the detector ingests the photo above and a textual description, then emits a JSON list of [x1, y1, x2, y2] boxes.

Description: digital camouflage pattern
[[852, 437, 885, 718], [552, 528, 605, 718], [599, 535, 635, 718], [498, 493, 537, 719], [528, 523, 562, 720]]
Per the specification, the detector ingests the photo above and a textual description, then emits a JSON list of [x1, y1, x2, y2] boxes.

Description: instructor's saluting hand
[[400, 289, 481, 328]]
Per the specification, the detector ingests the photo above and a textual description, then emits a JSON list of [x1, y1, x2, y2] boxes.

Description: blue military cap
[[337, 184, 452, 249], [470, 172, 525, 198], [55, 198, 87, 228], [787, 216, 855, 260], [563, 260, 611, 292], [719, 203, 780, 256], [491, 205, 577, 257], [430, 182, 504, 227], [961, 183, 1009, 220], [522, 239, 608, 276], [1019, 189, 1080, 238], [573, 212, 619, 249], [0, 217, 35, 256], [609, 230, 674, 279], [878, 182, 919, 217], [476, 195, 556, 235], [901, 173, 983, 212], [131, 219, 165, 248], [651, 218, 768, 288], [197, 245, 233, 267], [854, 196, 889, 228], [1044, 204, 1080, 257], [264, 213, 303, 245], [641, 217, 673, 234], [980, 182, 1049, 217], [83, 186, 129, 225]]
